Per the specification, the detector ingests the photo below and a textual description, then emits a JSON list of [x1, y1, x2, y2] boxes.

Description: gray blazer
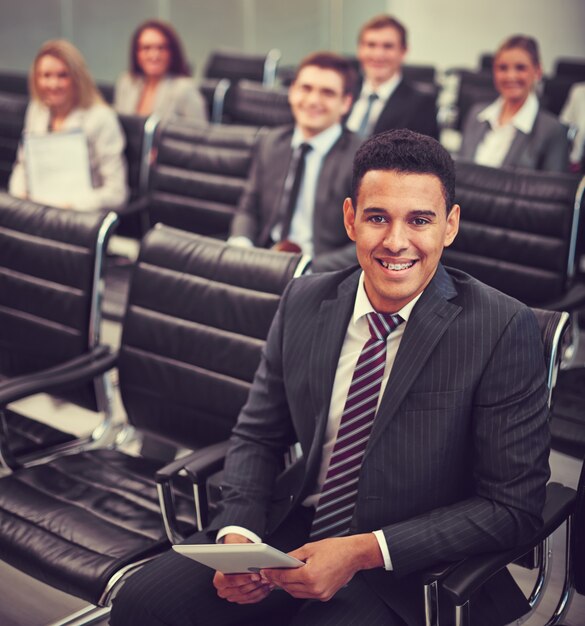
[[211, 264, 550, 625], [113, 72, 207, 122], [459, 101, 569, 172], [229, 125, 363, 272]]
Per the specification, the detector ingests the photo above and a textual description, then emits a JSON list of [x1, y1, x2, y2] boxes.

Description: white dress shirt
[[346, 74, 402, 136], [474, 92, 539, 167], [219, 272, 423, 571]]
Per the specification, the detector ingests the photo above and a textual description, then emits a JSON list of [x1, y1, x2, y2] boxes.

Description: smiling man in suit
[[228, 51, 363, 273], [111, 129, 550, 626], [347, 15, 439, 140]]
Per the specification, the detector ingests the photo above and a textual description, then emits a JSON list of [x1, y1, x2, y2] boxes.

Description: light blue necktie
[[356, 92, 379, 137]]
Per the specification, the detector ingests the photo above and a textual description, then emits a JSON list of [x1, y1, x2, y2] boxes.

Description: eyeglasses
[[137, 44, 170, 53]]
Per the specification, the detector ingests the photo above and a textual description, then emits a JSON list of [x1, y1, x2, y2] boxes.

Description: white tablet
[[172, 543, 304, 574]]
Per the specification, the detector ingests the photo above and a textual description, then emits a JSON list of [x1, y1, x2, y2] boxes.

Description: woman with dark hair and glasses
[[114, 19, 207, 122], [459, 34, 568, 172]]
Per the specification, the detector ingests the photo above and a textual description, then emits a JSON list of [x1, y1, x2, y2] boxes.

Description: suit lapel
[[365, 265, 462, 457], [502, 130, 530, 167], [374, 81, 411, 133], [305, 271, 358, 469]]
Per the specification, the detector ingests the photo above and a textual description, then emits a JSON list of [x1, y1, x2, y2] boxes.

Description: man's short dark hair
[[358, 14, 408, 50], [294, 52, 357, 96], [351, 129, 455, 212]]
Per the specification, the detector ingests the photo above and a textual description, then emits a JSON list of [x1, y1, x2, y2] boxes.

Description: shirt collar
[[352, 271, 422, 325], [477, 92, 539, 133], [291, 123, 342, 155], [362, 73, 402, 101]]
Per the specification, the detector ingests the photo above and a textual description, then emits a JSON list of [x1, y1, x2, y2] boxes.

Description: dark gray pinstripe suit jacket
[[211, 263, 550, 624]]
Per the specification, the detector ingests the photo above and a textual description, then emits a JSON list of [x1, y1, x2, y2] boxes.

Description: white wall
[[0, 0, 583, 82], [388, 0, 585, 74]]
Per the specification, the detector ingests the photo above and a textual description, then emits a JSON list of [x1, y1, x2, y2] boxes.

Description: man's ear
[[343, 197, 357, 242], [443, 204, 460, 248], [341, 94, 353, 116]]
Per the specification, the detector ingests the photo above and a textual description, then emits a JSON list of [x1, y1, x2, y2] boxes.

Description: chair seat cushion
[[3, 409, 77, 457], [0, 448, 197, 604]]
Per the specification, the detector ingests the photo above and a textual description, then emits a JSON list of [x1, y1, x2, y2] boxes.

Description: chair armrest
[[0, 345, 117, 406], [441, 482, 576, 606], [156, 440, 229, 542]]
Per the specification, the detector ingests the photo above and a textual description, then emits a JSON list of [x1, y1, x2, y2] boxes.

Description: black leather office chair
[[0, 227, 309, 625], [204, 48, 281, 87], [444, 163, 585, 313], [0, 91, 27, 189], [201, 48, 282, 123], [452, 70, 497, 131], [147, 120, 265, 238], [0, 193, 118, 468], [221, 79, 293, 127]]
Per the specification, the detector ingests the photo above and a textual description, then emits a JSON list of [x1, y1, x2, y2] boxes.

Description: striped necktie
[[310, 311, 402, 540]]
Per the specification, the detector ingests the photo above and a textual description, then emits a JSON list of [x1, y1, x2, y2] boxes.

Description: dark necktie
[[279, 142, 312, 241], [310, 311, 402, 540], [356, 92, 379, 137]]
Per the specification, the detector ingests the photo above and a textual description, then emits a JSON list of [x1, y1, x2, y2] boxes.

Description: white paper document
[[24, 129, 93, 207]]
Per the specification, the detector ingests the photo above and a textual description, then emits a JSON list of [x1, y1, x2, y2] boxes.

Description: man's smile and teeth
[[377, 259, 417, 271]]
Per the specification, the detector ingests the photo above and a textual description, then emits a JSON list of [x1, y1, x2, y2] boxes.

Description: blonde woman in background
[[459, 35, 569, 172], [9, 39, 128, 211]]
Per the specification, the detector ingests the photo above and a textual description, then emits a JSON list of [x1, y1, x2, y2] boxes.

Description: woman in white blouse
[[9, 39, 128, 211], [459, 35, 569, 172], [114, 19, 207, 122]]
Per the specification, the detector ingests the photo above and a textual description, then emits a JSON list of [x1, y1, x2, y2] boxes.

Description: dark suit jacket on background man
[[230, 125, 362, 272]]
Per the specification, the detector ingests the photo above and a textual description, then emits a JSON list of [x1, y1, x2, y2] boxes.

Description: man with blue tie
[[228, 52, 363, 273], [111, 130, 549, 626], [346, 15, 439, 140]]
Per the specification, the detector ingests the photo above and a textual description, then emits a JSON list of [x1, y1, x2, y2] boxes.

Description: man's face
[[343, 169, 459, 313], [358, 27, 406, 87], [288, 65, 352, 139]]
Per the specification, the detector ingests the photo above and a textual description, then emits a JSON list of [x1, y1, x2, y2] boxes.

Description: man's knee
[[110, 546, 211, 626]]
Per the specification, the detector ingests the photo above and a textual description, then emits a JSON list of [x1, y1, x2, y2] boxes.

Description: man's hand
[[261, 534, 383, 601], [212, 533, 274, 604]]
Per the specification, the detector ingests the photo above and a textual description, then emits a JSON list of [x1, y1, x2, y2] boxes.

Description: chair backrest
[[118, 226, 307, 449], [0, 193, 117, 409], [0, 92, 27, 189], [148, 121, 264, 237], [222, 79, 293, 127], [542, 75, 579, 116], [554, 58, 585, 81], [402, 64, 439, 97], [443, 161, 584, 307], [0, 72, 28, 96], [204, 49, 281, 87], [455, 70, 498, 130]]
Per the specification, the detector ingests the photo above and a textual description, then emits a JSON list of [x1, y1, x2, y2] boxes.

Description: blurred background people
[[346, 14, 439, 140], [8, 39, 128, 211], [560, 81, 585, 173], [114, 19, 207, 122], [459, 34, 569, 172]]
